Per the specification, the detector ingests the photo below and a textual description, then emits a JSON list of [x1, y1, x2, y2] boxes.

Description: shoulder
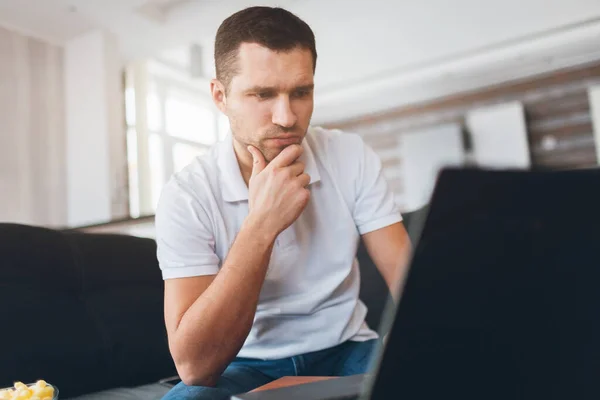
[[154, 145, 224, 277], [155, 143, 223, 226], [305, 126, 378, 205], [305, 126, 369, 164]]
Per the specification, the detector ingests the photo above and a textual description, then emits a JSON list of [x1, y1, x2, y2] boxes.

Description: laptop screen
[[363, 167, 600, 400]]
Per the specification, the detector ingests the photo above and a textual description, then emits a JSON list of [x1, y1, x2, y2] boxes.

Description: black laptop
[[234, 167, 600, 400]]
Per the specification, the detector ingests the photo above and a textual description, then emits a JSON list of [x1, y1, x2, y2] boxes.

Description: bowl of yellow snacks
[[0, 380, 58, 400]]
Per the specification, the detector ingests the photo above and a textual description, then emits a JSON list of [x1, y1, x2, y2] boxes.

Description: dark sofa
[[0, 207, 425, 399], [0, 223, 176, 399]]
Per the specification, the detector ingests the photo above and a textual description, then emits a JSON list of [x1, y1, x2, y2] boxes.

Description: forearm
[[382, 262, 405, 303], [382, 242, 411, 303], [171, 217, 275, 386], [363, 223, 413, 304]]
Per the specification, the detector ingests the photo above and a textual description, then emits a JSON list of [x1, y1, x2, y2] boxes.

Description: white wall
[[0, 26, 67, 227], [299, 0, 600, 89], [305, 0, 600, 123], [0, 26, 127, 228], [64, 30, 127, 227]]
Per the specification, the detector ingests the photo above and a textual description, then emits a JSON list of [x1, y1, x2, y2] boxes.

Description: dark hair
[[214, 6, 317, 90]]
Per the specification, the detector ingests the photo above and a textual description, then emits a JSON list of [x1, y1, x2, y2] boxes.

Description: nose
[[272, 95, 297, 129]]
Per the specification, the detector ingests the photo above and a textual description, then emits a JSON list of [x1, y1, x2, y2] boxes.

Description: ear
[[210, 78, 227, 113]]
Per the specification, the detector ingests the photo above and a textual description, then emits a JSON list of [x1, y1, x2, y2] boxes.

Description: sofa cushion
[[63, 232, 176, 389], [0, 224, 110, 398], [0, 223, 176, 399]]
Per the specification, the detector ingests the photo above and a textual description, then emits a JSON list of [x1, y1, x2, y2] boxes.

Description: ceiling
[[1, 0, 600, 122]]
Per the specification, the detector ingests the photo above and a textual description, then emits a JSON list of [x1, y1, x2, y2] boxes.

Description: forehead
[[232, 42, 314, 89]]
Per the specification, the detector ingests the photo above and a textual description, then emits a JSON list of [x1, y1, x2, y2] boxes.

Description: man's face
[[218, 43, 314, 162]]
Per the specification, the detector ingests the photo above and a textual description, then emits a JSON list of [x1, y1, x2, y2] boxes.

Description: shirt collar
[[218, 132, 321, 203]]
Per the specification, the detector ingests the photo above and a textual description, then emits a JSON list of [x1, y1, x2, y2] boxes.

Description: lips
[[267, 135, 301, 146]]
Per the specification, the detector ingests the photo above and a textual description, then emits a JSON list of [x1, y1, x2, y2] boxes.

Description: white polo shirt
[[155, 126, 402, 360]]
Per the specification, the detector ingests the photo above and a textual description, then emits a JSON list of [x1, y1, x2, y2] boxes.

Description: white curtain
[[0, 26, 66, 228]]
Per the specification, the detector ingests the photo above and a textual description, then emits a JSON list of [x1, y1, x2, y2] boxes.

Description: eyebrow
[[245, 84, 314, 93]]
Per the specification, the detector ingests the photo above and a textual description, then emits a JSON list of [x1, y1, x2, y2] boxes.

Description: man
[[156, 6, 411, 400]]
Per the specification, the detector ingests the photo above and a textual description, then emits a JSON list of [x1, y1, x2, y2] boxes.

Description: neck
[[232, 138, 254, 186]]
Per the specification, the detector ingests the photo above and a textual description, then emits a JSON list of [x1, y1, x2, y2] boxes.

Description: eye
[[292, 89, 312, 98], [255, 91, 274, 100]]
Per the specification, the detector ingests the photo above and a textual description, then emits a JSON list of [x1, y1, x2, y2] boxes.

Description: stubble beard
[[233, 127, 305, 163]]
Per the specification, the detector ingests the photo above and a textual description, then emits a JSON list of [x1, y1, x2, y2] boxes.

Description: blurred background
[[1, 0, 600, 236]]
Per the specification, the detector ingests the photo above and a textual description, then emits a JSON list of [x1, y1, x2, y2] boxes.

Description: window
[[165, 89, 216, 144], [173, 142, 208, 172], [126, 127, 139, 218], [148, 132, 165, 210], [218, 113, 230, 141], [125, 61, 230, 217]]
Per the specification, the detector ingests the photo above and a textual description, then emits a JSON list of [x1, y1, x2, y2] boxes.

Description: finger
[[270, 144, 304, 169], [247, 146, 267, 178], [296, 172, 311, 188], [287, 161, 305, 177]]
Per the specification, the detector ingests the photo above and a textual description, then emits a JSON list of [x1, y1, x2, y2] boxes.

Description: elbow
[[175, 360, 220, 387], [169, 338, 217, 386]]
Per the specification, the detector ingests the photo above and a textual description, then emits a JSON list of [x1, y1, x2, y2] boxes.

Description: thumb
[[247, 145, 266, 178]]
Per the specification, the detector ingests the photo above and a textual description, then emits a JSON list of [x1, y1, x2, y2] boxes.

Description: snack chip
[[0, 380, 55, 400]]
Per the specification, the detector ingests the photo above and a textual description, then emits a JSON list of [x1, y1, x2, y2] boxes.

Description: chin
[[264, 150, 283, 163], [260, 137, 304, 162]]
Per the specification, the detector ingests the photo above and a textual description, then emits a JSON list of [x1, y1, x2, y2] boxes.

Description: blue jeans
[[162, 339, 379, 400]]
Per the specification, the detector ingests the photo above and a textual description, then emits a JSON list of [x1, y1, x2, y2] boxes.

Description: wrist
[[241, 213, 278, 245]]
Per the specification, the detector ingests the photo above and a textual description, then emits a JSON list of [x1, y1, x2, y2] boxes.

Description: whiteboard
[[400, 124, 466, 211], [466, 102, 531, 169]]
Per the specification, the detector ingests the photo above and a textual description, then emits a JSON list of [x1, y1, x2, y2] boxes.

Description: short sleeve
[[352, 136, 403, 234], [154, 177, 220, 280]]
